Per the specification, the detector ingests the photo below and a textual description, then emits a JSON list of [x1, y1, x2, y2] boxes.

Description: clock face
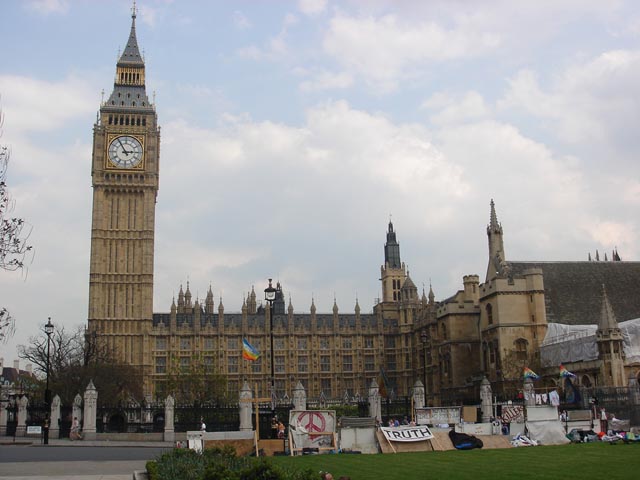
[[108, 135, 143, 168]]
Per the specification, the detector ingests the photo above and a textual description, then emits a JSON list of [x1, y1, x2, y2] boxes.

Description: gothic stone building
[[148, 220, 435, 400], [86, 11, 640, 404], [424, 201, 640, 405]]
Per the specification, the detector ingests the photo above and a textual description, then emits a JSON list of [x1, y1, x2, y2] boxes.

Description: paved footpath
[[0, 439, 173, 480]]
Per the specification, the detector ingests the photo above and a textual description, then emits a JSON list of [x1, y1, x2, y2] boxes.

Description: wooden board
[[258, 438, 287, 456], [204, 439, 255, 457]]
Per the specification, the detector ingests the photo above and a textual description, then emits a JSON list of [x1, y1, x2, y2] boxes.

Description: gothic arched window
[[486, 304, 493, 325], [514, 338, 528, 361]]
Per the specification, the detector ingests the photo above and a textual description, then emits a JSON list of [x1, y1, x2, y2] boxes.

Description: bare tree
[[0, 106, 33, 343], [18, 323, 143, 405]]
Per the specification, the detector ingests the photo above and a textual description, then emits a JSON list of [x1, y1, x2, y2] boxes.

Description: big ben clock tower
[[87, 6, 159, 383]]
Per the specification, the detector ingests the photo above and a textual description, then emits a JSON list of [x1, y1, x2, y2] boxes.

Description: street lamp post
[[421, 330, 428, 403], [44, 317, 54, 445], [264, 279, 277, 416]]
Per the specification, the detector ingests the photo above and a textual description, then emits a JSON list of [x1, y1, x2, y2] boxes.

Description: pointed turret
[[401, 271, 418, 302], [104, 5, 153, 111], [384, 220, 402, 269], [170, 297, 176, 314], [310, 297, 316, 315], [354, 298, 361, 315], [185, 281, 192, 307], [428, 284, 435, 305], [248, 286, 257, 314], [218, 296, 224, 314], [598, 285, 620, 332], [486, 199, 506, 281], [380, 220, 406, 303], [288, 296, 294, 315], [178, 285, 185, 308], [205, 284, 214, 314], [596, 284, 626, 386], [118, 6, 144, 66], [241, 297, 248, 314], [333, 298, 339, 315]]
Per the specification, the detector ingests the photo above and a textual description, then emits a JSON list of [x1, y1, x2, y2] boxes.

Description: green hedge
[[146, 447, 318, 480]]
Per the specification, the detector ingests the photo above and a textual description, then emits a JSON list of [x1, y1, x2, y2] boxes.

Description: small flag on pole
[[559, 364, 576, 378], [523, 367, 540, 380], [242, 338, 260, 361]]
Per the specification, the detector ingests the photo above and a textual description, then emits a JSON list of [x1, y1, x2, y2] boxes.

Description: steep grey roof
[[118, 13, 144, 66], [104, 85, 152, 111], [508, 261, 640, 325]]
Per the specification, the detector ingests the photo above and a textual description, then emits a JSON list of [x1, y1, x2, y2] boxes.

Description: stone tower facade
[[87, 8, 159, 381], [596, 285, 626, 386], [380, 221, 406, 304]]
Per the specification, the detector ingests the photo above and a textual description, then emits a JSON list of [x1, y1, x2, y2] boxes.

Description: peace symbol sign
[[298, 412, 326, 439]]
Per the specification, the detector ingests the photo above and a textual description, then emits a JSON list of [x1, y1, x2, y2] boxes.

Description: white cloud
[[323, 13, 501, 92], [500, 50, 640, 145], [298, 0, 327, 16], [237, 13, 297, 61], [25, 0, 69, 14], [299, 70, 353, 92], [138, 5, 158, 27], [0, 75, 96, 134], [233, 10, 252, 30], [422, 91, 491, 125]]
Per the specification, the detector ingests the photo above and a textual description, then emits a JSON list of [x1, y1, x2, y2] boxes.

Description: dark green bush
[[239, 460, 283, 480], [149, 447, 317, 480], [145, 460, 159, 480], [203, 462, 238, 480]]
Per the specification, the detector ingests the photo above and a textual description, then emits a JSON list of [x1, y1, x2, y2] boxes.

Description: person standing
[[600, 408, 608, 433]]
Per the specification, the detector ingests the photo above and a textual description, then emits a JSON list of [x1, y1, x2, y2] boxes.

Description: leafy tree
[[17, 322, 143, 405], [0, 107, 33, 343], [159, 352, 228, 404]]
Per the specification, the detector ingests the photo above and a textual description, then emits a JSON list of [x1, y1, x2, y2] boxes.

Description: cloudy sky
[[1, 0, 639, 363]]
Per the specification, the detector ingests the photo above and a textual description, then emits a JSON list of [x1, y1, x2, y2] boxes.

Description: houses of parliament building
[[87, 10, 640, 405]]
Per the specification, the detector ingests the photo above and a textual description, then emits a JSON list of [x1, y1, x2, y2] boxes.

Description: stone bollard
[[0, 393, 8, 436], [164, 395, 175, 443], [368, 379, 381, 423], [82, 380, 98, 440], [292, 381, 307, 411], [17, 395, 28, 437], [50, 395, 61, 440], [412, 380, 425, 410], [239, 382, 252, 431], [523, 378, 535, 407], [72, 394, 83, 426]]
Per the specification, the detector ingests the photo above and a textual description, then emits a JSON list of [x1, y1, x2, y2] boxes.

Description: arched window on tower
[[486, 304, 493, 325], [482, 341, 489, 371], [581, 375, 592, 388], [514, 338, 528, 361]]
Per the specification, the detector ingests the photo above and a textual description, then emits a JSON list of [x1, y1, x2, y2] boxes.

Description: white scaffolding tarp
[[525, 420, 570, 445], [540, 318, 640, 367]]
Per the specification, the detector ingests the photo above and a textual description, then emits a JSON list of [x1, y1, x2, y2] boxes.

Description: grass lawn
[[270, 442, 640, 479]]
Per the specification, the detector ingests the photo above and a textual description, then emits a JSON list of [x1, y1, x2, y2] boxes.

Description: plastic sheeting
[[525, 420, 570, 445], [540, 318, 640, 367]]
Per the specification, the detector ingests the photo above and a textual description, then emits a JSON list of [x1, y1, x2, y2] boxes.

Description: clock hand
[[117, 138, 132, 155]]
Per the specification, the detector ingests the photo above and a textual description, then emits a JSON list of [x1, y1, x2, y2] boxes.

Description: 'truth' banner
[[380, 425, 434, 442]]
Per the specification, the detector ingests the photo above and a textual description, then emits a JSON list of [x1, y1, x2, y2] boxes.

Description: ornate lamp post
[[44, 317, 54, 445], [421, 329, 428, 401], [264, 279, 277, 412]]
